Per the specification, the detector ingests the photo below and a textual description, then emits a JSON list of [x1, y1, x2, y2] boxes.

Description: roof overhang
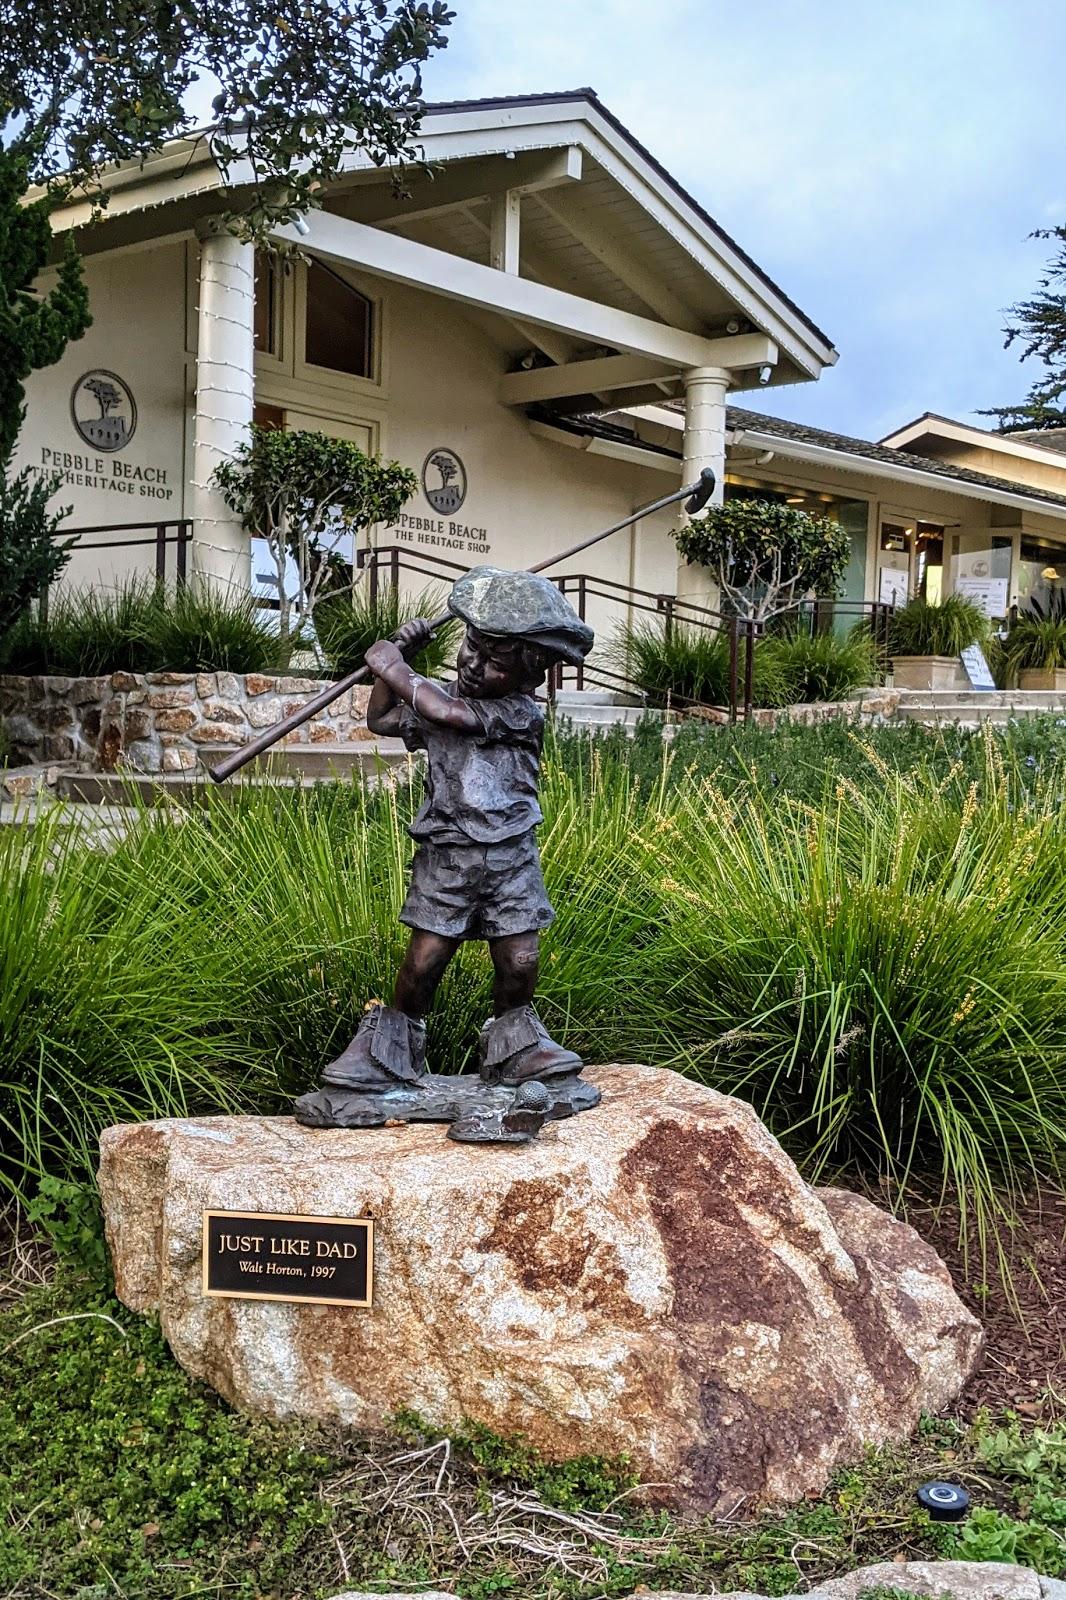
[[628, 404, 1066, 522], [42, 90, 837, 393], [881, 412, 1066, 471]]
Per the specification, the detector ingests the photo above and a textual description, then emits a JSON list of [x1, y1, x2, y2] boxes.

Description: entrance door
[[878, 521, 912, 606], [878, 519, 944, 605]]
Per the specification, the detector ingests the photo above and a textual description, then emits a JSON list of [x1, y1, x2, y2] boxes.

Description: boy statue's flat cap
[[449, 567, 595, 666]]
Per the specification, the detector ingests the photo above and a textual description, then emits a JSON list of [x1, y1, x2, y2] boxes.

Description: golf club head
[[684, 467, 717, 515]]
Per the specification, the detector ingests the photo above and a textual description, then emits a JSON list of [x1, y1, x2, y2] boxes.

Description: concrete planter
[[0, 672, 372, 774], [1018, 667, 1066, 691], [890, 654, 969, 691]]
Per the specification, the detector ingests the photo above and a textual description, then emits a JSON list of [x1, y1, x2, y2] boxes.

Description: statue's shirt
[[396, 681, 545, 846]]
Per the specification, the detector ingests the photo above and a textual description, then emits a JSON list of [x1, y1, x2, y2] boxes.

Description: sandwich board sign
[[960, 645, 996, 691]]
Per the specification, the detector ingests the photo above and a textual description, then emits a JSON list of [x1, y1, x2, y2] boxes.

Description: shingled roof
[[722, 407, 1066, 512]]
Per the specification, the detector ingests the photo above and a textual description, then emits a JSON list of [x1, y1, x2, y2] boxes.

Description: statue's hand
[[393, 617, 435, 654], [365, 638, 404, 677]]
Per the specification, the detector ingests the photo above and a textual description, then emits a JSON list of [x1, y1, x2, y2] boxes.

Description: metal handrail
[[350, 544, 896, 724], [59, 518, 193, 584]]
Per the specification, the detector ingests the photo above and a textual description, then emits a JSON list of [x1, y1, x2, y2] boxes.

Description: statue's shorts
[[399, 830, 554, 941]]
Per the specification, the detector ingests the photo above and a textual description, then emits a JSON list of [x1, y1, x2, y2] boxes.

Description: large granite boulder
[[99, 1064, 982, 1513]]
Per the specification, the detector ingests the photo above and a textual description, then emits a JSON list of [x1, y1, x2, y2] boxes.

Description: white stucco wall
[[15, 243, 190, 589]]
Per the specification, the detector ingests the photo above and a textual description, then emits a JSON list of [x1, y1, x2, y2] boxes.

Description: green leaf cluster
[[674, 498, 852, 620], [1, 1, 454, 242]]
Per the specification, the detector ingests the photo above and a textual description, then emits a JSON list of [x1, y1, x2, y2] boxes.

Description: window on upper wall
[[304, 259, 373, 378], [253, 252, 278, 356]]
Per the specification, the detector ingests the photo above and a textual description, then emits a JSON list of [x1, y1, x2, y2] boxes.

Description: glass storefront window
[[1017, 534, 1066, 615], [305, 261, 373, 378]]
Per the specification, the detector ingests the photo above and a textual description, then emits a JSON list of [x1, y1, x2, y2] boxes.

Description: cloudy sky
[[420, 0, 1065, 440]]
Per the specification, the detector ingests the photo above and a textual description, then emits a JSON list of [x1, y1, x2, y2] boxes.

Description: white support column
[[676, 365, 729, 609], [189, 226, 255, 588]]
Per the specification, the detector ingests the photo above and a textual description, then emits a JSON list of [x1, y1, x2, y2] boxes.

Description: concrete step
[[549, 704, 662, 731], [896, 702, 1058, 726], [216, 738, 418, 780], [551, 689, 643, 708], [895, 689, 1066, 710]]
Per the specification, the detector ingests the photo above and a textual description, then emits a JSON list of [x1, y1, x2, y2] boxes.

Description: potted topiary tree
[[1005, 592, 1066, 689], [887, 594, 990, 690]]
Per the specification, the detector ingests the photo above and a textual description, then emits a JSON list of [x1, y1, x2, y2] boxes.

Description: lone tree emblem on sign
[[71, 370, 137, 452], [422, 447, 467, 514]]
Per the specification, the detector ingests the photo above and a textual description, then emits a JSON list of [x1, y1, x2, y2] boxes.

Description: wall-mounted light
[[292, 215, 310, 238], [758, 364, 773, 385]]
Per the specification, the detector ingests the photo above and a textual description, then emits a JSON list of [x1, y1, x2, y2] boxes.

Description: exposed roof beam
[[533, 189, 703, 331], [343, 148, 582, 231], [490, 189, 521, 274], [500, 334, 776, 405], [501, 353, 682, 405], [277, 210, 780, 370]]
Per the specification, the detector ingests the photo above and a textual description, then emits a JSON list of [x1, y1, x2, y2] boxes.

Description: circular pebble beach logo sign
[[422, 447, 467, 514], [71, 369, 137, 453]]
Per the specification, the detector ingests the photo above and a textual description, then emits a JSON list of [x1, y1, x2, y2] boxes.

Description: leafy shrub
[[888, 594, 990, 657], [0, 576, 289, 676], [674, 497, 851, 620], [0, 467, 75, 637], [314, 581, 460, 678]]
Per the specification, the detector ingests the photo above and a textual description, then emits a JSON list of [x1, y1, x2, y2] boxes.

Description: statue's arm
[[365, 639, 480, 734]]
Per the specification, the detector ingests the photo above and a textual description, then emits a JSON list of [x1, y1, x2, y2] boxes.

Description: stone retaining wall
[[678, 689, 902, 729], [0, 673, 373, 774]]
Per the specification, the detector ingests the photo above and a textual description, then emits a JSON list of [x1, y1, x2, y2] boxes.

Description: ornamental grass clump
[[1005, 593, 1066, 675], [610, 620, 793, 709], [611, 619, 877, 708], [314, 582, 459, 679], [2, 727, 1065, 1270], [623, 731, 1066, 1259], [0, 576, 288, 676], [888, 593, 990, 658]]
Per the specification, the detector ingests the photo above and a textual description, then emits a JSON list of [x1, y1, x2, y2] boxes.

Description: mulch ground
[[905, 1182, 1066, 1421]]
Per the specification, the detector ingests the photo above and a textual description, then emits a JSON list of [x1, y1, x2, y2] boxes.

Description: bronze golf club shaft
[[208, 468, 716, 782]]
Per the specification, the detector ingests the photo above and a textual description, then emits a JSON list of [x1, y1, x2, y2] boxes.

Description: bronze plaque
[[202, 1210, 373, 1307]]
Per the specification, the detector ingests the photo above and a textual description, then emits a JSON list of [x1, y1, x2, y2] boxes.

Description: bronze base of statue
[[292, 1072, 600, 1144]]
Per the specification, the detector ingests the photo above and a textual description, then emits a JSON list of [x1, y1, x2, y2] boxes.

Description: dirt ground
[[907, 1183, 1066, 1421]]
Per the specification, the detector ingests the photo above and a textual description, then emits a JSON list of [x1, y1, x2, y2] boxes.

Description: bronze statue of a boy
[[294, 567, 594, 1131]]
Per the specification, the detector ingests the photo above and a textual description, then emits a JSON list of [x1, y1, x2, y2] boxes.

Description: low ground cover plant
[[0, 576, 287, 676], [3, 717, 1066, 1263]]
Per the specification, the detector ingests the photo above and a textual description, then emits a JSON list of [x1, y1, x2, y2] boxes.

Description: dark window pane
[[253, 252, 276, 355], [305, 260, 372, 377]]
